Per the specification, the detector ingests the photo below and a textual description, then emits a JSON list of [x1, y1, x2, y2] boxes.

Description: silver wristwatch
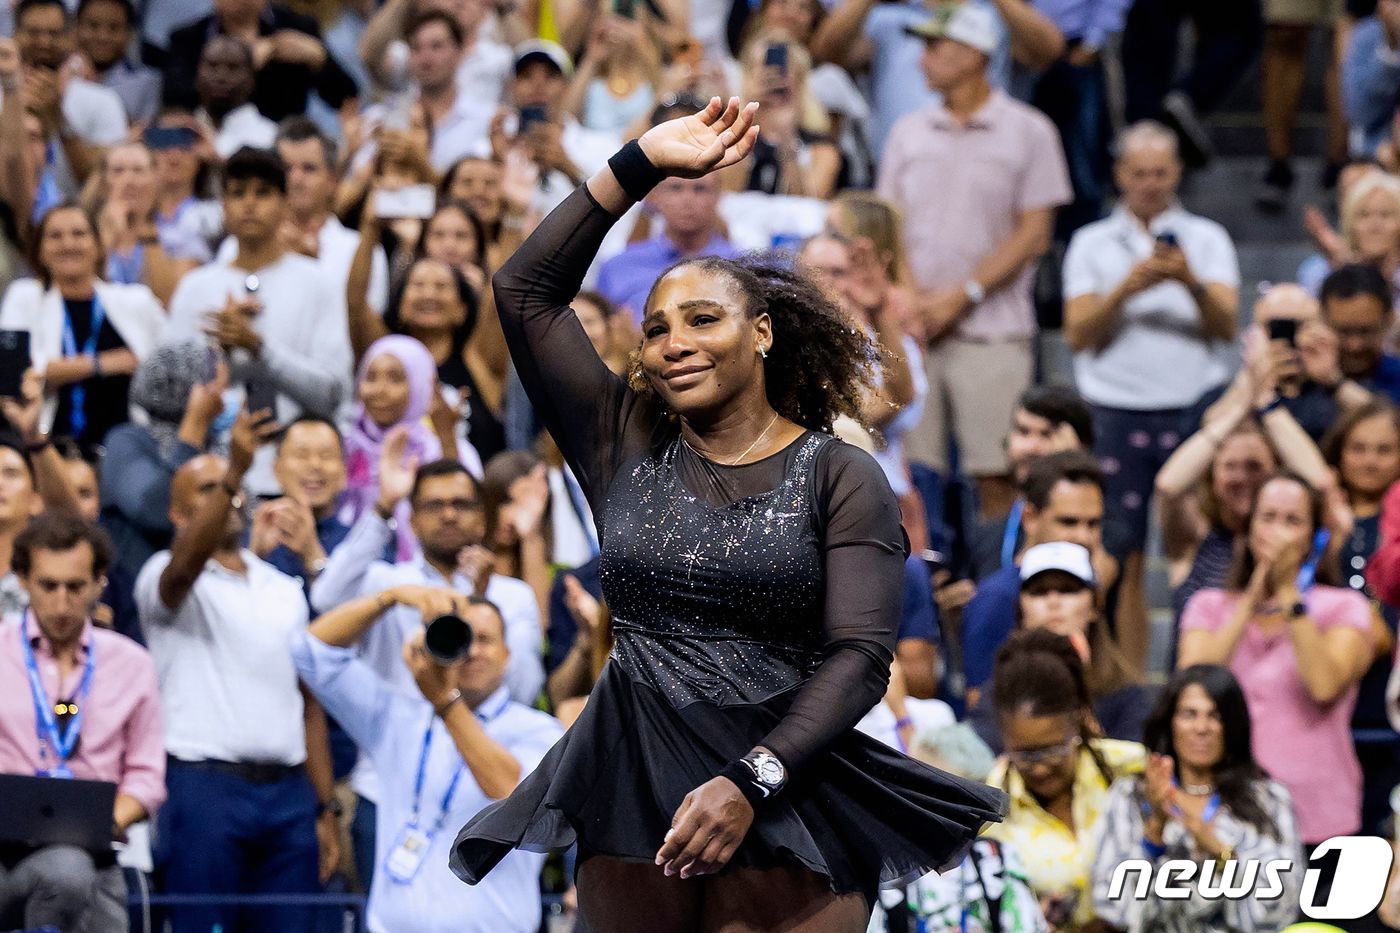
[[741, 750, 787, 797]]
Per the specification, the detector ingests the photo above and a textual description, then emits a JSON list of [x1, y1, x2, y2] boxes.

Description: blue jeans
[[155, 760, 320, 933]]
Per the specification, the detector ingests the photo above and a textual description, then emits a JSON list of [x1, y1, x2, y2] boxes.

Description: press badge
[[385, 823, 433, 883]]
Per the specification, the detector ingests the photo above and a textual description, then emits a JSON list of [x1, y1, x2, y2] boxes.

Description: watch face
[[753, 754, 785, 786]]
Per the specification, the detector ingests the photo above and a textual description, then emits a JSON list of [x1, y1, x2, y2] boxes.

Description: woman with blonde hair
[[563, 13, 662, 135], [722, 33, 840, 198], [1298, 169, 1400, 296]]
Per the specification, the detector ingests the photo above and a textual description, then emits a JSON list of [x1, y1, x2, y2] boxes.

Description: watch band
[[434, 688, 464, 717]]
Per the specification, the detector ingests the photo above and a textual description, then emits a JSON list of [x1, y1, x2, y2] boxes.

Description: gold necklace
[[686, 412, 780, 466]]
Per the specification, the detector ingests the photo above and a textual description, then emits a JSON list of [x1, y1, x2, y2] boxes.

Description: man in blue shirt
[[293, 586, 561, 933], [595, 173, 738, 323], [960, 450, 1116, 704], [1319, 263, 1400, 407]]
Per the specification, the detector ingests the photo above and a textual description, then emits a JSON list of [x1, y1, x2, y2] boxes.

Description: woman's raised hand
[[637, 96, 759, 180]]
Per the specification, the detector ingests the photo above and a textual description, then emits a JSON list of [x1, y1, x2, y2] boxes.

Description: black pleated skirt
[[450, 662, 1008, 901]]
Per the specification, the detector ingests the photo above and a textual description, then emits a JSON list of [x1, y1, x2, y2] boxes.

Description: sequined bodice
[[598, 433, 830, 707]]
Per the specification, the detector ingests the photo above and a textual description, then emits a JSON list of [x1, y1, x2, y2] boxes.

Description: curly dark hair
[[625, 254, 878, 433]]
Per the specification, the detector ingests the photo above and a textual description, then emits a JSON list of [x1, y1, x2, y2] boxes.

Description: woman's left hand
[[636, 96, 759, 180], [655, 777, 754, 878]]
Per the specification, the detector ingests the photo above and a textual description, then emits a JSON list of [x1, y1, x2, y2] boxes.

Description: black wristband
[[718, 760, 769, 808], [607, 140, 666, 203]]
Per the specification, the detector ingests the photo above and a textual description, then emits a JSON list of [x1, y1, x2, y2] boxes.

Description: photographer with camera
[[293, 584, 561, 933]]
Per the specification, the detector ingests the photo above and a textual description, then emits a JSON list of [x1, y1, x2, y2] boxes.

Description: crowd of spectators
[[9, 0, 1400, 928]]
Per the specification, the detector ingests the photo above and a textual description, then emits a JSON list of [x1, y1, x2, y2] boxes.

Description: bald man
[[1062, 119, 1241, 673], [134, 410, 339, 933], [1196, 282, 1380, 445]]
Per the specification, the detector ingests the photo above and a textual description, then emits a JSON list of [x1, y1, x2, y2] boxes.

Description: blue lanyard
[[60, 293, 107, 439], [20, 612, 95, 773], [1001, 498, 1024, 569], [409, 692, 510, 831], [1296, 528, 1330, 594]]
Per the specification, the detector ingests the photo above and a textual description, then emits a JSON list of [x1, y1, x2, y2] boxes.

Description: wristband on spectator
[[1142, 837, 1166, 859], [607, 140, 666, 203], [1254, 395, 1284, 419]]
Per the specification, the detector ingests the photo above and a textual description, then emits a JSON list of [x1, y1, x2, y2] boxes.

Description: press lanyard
[[409, 691, 510, 831], [20, 611, 94, 778], [60, 293, 107, 439], [1001, 498, 1024, 569]]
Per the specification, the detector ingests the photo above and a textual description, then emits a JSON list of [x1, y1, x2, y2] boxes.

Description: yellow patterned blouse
[[984, 739, 1147, 929]]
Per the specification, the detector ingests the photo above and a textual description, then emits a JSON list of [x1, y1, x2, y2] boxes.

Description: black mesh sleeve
[[757, 442, 908, 774], [492, 184, 653, 508]]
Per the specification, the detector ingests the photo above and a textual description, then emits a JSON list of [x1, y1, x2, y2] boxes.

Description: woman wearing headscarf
[[340, 334, 482, 561], [99, 340, 228, 577]]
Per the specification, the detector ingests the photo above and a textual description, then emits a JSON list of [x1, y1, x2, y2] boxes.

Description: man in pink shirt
[[878, 3, 1072, 520], [0, 510, 165, 932]]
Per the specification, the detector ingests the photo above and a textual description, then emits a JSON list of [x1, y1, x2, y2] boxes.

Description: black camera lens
[[424, 614, 474, 665]]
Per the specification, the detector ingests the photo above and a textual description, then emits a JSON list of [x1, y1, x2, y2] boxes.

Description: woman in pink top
[[1179, 472, 1373, 845]]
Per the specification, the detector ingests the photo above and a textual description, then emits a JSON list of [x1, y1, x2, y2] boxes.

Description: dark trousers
[[1035, 53, 1110, 239], [156, 759, 320, 933], [351, 794, 376, 893], [1122, 0, 1263, 121], [1092, 405, 1192, 559]]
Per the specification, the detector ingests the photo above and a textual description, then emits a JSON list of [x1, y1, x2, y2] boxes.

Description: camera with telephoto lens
[[424, 614, 474, 665]]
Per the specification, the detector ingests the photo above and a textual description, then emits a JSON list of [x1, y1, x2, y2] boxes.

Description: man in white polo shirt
[[166, 147, 353, 498], [1062, 119, 1239, 671], [135, 409, 339, 933]]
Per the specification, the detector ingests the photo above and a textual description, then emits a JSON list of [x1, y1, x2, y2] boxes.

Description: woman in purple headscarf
[[340, 334, 482, 558]]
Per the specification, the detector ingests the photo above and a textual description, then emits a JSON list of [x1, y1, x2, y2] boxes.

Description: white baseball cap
[[1019, 542, 1095, 588], [904, 2, 1000, 56]]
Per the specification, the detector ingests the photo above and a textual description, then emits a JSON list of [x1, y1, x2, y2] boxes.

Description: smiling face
[[273, 420, 347, 513], [359, 353, 412, 428], [76, 0, 133, 70], [1211, 431, 1274, 529], [1351, 187, 1400, 261], [1341, 412, 1400, 501], [640, 264, 771, 419], [400, 259, 467, 336], [1171, 683, 1225, 774], [38, 207, 100, 286], [452, 602, 510, 700]]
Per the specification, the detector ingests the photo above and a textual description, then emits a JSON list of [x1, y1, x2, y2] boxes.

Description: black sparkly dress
[[448, 185, 1008, 904]]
